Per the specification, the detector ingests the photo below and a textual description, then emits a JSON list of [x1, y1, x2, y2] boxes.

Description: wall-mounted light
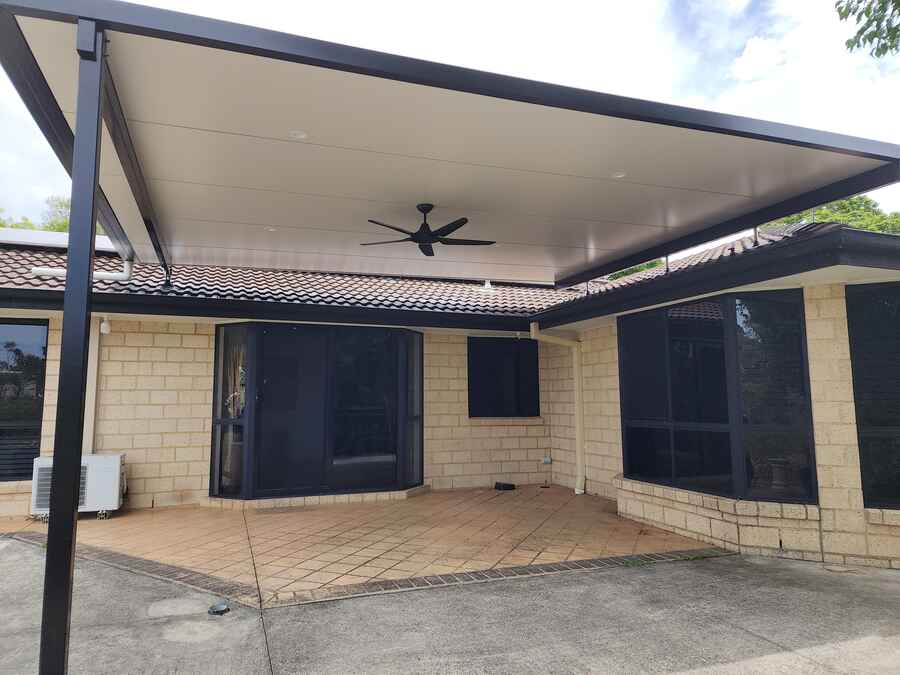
[[99, 316, 111, 335]]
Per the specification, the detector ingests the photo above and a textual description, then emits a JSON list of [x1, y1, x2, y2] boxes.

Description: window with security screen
[[847, 282, 900, 509], [618, 290, 816, 503], [467, 337, 540, 418]]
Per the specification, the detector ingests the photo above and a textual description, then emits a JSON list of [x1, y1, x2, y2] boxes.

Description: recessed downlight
[[611, 170, 627, 179], [265, 226, 278, 232], [288, 130, 309, 141]]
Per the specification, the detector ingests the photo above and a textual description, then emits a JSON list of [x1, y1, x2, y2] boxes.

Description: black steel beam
[[555, 161, 900, 287], [100, 58, 171, 278], [0, 8, 134, 261], [39, 19, 104, 674], [2, 0, 900, 162]]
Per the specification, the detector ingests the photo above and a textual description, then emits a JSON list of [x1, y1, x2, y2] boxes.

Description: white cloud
[[730, 37, 787, 81], [0, 73, 70, 223]]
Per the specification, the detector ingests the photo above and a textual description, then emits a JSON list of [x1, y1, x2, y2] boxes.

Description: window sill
[[467, 417, 544, 426]]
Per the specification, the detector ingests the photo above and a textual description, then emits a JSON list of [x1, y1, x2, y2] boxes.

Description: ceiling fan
[[362, 203, 495, 257]]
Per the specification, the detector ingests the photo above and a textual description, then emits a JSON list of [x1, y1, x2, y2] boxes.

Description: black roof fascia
[[3, 0, 900, 162], [556, 161, 900, 287], [0, 8, 135, 261], [0, 287, 534, 332], [534, 227, 900, 328]]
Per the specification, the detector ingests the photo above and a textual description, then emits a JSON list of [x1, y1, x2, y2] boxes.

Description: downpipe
[[31, 259, 133, 282], [529, 322, 586, 495]]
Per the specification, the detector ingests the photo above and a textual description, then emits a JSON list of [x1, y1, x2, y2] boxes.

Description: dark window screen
[[332, 329, 398, 461], [734, 291, 814, 502], [467, 337, 540, 418], [625, 427, 671, 480], [619, 291, 816, 504], [0, 322, 48, 481], [211, 323, 424, 499], [847, 282, 900, 508], [619, 311, 668, 421], [735, 294, 808, 426], [668, 300, 728, 424]]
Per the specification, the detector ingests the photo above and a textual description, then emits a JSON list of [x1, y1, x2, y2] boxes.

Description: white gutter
[[31, 260, 133, 282], [530, 322, 586, 495]]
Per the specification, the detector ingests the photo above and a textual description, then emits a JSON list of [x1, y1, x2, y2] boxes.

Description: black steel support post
[[38, 18, 105, 675]]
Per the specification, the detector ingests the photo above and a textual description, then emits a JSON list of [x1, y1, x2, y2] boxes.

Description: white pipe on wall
[[31, 260, 133, 282], [530, 322, 586, 495], [81, 316, 101, 455]]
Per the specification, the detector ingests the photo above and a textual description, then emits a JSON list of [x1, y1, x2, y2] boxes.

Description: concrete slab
[[0, 538, 269, 674], [3, 535, 899, 673], [264, 555, 900, 674]]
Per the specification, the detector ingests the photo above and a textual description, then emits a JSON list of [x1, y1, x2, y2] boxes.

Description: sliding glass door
[[210, 323, 423, 499]]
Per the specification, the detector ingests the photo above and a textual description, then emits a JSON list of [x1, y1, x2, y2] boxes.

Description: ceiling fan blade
[[360, 238, 411, 246], [437, 237, 495, 245], [368, 219, 414, 236], [418, 243, 435, 257], [432, 217, 468, 238]]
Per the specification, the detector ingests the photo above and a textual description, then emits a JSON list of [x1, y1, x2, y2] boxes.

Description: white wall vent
[[31, 455, 125, 518]]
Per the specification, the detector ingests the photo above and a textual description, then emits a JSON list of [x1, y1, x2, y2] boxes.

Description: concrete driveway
[[2, 536, 899, 674]]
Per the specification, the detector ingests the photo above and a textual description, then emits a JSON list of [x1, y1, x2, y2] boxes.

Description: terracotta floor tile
[[330, 574, 372, 586], [345, 565, 388, 577], [51, 485, 707, 596]]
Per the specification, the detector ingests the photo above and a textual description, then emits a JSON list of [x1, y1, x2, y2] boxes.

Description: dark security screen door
[[255, 325, 328, 494], [212, 322, 423, 499]]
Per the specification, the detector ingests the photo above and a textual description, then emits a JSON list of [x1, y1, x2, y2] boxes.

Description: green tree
[[607, 258, 663, 281], [41, 195, 71, 232], [837, 0, 900, 57], [763, 195, 900, 235], [0, 196, 71, 232]]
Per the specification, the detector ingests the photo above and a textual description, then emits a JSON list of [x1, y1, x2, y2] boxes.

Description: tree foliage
[[607, 258, 663, 281], [0, 196, 70, 232], [763, 195, 900, 235], [837, 0, 900, 57]]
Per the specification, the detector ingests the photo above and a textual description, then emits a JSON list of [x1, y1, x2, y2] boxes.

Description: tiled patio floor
[[4, 486, 710, 607]]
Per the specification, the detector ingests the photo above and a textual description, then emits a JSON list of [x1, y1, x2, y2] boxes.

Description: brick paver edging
[[11, 530, 731, 610], [12, 531, 260, 607], [263, 547, 734, 608]]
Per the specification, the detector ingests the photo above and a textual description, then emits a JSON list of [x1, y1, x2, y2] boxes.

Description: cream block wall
[[92, 319, 215, 508], [423, 332, 551, 489], [541, 342, 576, 489], [542, 320, 622, 499], [580, 320, 622, 499], [804, 284, 900, 568]]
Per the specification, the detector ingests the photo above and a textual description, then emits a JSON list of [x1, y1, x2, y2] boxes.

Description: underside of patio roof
[[2, 0, 899, 287]]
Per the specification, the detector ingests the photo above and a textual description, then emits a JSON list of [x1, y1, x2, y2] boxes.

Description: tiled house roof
[[0, 246, 578, 317], [581, 222, 831, 296], [0, 222, 872, 321]]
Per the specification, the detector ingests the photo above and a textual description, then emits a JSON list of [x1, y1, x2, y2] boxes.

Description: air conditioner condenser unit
[[31, 454, 126, 520]]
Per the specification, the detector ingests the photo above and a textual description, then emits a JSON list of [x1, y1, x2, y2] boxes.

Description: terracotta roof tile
[[0, 246, 577, 317], [0, 222, 848, 319]]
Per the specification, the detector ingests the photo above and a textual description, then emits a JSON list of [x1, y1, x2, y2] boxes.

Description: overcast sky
[[2, 0, 899, 226]]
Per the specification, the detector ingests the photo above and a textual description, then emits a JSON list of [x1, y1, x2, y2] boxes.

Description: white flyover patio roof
[[2, 0, 900, 285]]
